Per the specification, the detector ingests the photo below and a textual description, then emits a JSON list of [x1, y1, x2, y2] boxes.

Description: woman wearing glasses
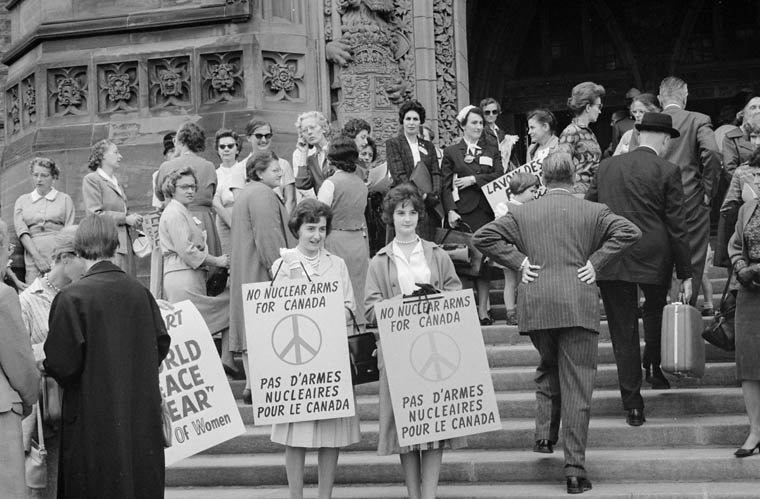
[[558, 81, 606, 195], [213, 129, 245, 256], [245, 119, 297, 213]]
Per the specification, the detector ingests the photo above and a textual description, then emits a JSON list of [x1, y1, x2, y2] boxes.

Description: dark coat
[[44, 261, 170, 499], [586, 146, 692, 285], [294, 151, 332, 194], [385, 134, 441, 197], [473, 189, 641, 333], [722, 126, 753, 178], [441, 138, 503, 216]]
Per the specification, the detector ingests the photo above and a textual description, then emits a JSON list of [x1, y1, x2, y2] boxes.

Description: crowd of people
[[1, 74, 760, 498]]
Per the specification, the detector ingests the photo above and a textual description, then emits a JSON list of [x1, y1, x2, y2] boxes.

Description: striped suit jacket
[[473, 189, 641, 333]]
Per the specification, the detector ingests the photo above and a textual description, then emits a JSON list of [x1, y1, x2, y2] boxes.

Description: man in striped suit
[[474, 152, 641, 494]]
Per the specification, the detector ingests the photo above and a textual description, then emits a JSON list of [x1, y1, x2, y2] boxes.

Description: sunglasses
[[253, 133, 273, 140], [218, 143, 236, 150], [484, 110, 499, 115]]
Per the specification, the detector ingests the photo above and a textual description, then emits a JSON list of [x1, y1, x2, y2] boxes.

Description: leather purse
[[39, 375, 62, 426], [25, 403, 47, 489], [346, 307, 379, 385], [433, 222, 484, 277], [702, 270, 736, 352], [206, 266, 229, 297]]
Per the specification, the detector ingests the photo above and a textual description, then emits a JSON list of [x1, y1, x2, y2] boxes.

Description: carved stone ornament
[[97, 62, 139, 113], [148, 56, 192, 109], [201, 51, 244, 104], [263, 52, 305, 102], [433, 0, 458, 147], [47, 66, 88, 117], [6, 85, 20, 134], [22, 75, 36, 127]]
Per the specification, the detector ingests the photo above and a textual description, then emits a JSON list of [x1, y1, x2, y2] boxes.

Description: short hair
[[288, 198, 333, 238], [479, 97, 500, 113], [421, 124, 436, 142], [542, 151, 575, 185], [75, 215, 119, 260], [342, 118, 371, 138], [526, 109, 557, 133], [458, 106, 485, 128], [398, 100, 426, 124], [748, 146, 760, 168], [631, 93, 661, 113], [509, 172, 538, 195], [567, 82, 606, 115], [327, 136, 359, 173], [659, 76, 688, 101], [745, 113, 760, 135], [29, 157, 60, 179], [245, 119, 272, 137], [381, 183, 426, 225], [295, 111, 331, 139], [176, 122, 206, 153], [0, 218, 8, 248], [87, 139, 114, 171], [214, 128, 242, 159], [246, 150, 279, 182], [362, 136, 378, 163], [161, 166, 198, 199]]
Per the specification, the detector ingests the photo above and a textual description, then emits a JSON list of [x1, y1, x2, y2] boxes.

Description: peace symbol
[[271, 314, 322, 365], [409, 330, 460, 382]]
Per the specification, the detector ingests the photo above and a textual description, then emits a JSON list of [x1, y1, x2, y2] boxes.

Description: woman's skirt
[[24, 231, 57, 283], [270, 408, 360, 448], [325, 230, 369, 326], [735, 286, 760, 380], [163, 268, 230, 333]]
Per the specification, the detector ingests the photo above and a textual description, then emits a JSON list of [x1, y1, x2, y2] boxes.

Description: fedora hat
[[635, 112, 680, 138]]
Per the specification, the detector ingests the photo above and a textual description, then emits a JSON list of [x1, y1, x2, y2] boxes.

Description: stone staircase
[[165, 269, 760, 498]]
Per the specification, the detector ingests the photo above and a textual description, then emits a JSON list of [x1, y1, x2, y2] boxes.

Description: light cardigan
[[159, 199, 208, 273]]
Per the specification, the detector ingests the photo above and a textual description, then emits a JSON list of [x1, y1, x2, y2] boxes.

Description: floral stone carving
[[149, 56, 192, 109], [433, 0, 458, 147], [201, 51, 244, 104], [98, 62, 139, 113], [6, 85, 20, 134], [47, 66, 88, 117], [22, 75, 36, 127], [263, 52, 304, 102]]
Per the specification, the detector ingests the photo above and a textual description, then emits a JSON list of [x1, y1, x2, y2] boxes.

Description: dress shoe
[[533, 439, 553, 453], [566, 476, 592, 494], [479, 315, 494, 326], [734, 442, 760, 458], [626, 408, 645, 426], [242, 388, 252, 405], [650, 368, 671, 390], [505, 311, 518, 326], [224, 364, 244, 380]]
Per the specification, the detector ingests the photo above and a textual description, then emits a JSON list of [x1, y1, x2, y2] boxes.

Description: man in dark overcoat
[[586, 112, 693, 424], [45, 215, 171, 499], [473, 152, 640, 494]]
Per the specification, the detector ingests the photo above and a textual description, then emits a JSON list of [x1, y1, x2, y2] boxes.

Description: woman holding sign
[[365, 184, 465, 499], [270, 199, 360, 499]]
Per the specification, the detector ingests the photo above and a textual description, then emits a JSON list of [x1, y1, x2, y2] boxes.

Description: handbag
[[39, 375, 62, 426], [346, 307, 379, 385], [702, 269, 736, 351], [433, 222, 484, 277], [206, 266, 229, 297], [25, 403, 47, 489], [161, 391, 173, 448]]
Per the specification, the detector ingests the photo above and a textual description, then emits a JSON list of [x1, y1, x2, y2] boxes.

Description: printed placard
[[481, 159, 546, 212], [161, 301, 245, 466], [242, 276, 355, 425], [376, 289, 501, 447]]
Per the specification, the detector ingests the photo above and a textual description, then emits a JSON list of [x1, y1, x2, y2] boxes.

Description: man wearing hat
[[587, 112, 694, 425]]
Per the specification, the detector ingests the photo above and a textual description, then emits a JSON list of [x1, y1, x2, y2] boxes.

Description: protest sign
[[160, 301, 245, 466], [481, 159, 546, 212], [376, 289, 501, 447], [243, 275, 355, 425]]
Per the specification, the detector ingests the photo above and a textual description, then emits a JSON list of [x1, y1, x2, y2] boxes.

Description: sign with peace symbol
[[271, 314, 322, 365], [409, 330, 461, 382]]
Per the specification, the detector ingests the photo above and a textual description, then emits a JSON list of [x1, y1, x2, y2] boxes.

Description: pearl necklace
[[297, 249, 321, 272], [394, 237, 420, 245], [44, 274, 60, 294]]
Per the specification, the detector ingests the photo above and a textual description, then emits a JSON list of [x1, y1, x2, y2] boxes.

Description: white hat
[[456, 105, 477, 126]]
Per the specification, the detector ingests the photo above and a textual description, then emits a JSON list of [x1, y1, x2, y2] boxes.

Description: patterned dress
[[558, 121, 602, 195]]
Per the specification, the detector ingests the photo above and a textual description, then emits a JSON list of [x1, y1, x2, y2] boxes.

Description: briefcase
[[660, 302, 705, 378], [433, 223, 483, 277]]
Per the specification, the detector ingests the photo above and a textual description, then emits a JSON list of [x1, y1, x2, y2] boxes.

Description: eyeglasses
[[176, 184, 197, 191], [484, 110, 499, 115], [218, 143, 236, 150], [253, 133, 273, 140]]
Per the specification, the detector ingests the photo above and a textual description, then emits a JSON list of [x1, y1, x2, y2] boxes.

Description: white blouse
[[391, 239, 431, 295]]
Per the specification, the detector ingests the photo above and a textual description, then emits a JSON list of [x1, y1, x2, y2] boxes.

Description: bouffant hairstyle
[[176, 122, 206, 153], [295, 111, 331, 139], [75, 214, 119, 260], [87, 139, 114, 171], [30, 157, 61, 179], [542, 151, 575, 186], [362, 136, 378, 163], [398, 100, 426, 125], [161, 166, 198, 200], [342, 118, 372, 138], [567, 81, 606, 116], [245, 119, 272, 137], [214, 128, 242, 159], [631, 93, 661, 113], [288, 198, 333, 238], [381, 183, 426, 225], [246, 150, 279, 182], [328, 136, 359, 173], [479, 97, 500, 113], [508, 172, 539, 195], [527, 109, 558, 133]]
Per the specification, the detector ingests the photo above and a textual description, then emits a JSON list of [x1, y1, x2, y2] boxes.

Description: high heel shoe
[[734, 442, 760, 458]]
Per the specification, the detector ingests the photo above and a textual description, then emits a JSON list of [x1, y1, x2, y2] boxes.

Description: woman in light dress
[[613, 93, 661, 156]]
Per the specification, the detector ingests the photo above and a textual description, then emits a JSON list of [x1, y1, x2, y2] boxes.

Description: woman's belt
[[28, 222, 64, 236]]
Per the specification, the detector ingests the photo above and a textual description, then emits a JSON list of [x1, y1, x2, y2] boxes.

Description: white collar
[[97, 168, 120, 187], [30, 188, 58, 203], [663, 103, 683, 110], [638, 145, 659, 155], [463, 138, 481, 151]]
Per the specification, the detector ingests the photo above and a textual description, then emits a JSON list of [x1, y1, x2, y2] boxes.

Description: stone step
[[163, 481, 760, 499], [234, 387, 744, 425], [166, 447, 760, 487], [203, 415, 750, 455]]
